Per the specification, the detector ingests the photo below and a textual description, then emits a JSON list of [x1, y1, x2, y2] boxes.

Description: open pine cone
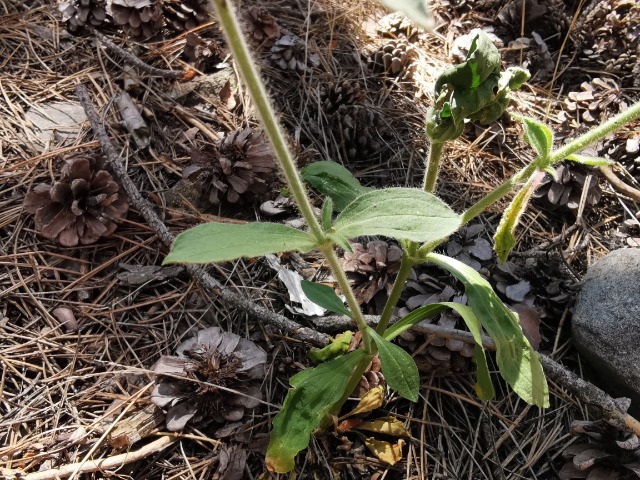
[[559, 419, 640, 479], [562, 78, 625, 128], [24, 156, 128, 247], [320, 80, 364, 115], [342, 240, 402, 310], [270, 34, 320, 73], [330, 104, 382, 161], [59, 0, 108, 32], [182, 33, 225, 71], [245, 7, 280, 43], [162, 0, 209, 33], [151, 327, 267, 431], [369, 39, 414, 79], [184, 128, 276, 205], [107, 0, 163, 38], [533, 163, 602, 211]]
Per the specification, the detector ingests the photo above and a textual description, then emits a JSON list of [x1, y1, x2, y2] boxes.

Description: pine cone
[[59, 0, 108, 32], [600, 134, 640, 181], [107, 0, 163, 38], [270, 34, 320, 73], [184, 128, 276, 205], [24, 156, 128, 247], [377, 12, 420, 40], [245, 7, 280, 43], [562, 78, 625, 127], [342, 240, 402, 309], [151, 327, 267, 430], [320, 80, 364, 115], [533, 163, 602, 211], [330, 104, 381, 161], [573, 0, 640, 85], [559, 419, 640, 479], [182, 33, 225, 71], [369, 39, 415, 79], [162, 0, 209, 33]]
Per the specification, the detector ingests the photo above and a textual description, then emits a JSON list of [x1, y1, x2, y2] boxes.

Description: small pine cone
[[320, 80, 364, 115], [245, 7, 280, 43], [270, 34, 320, 73], [182, 33, 225, 71], [24, 156, 129, 247], [162, 0, 209, 33], [354, 355, 385, 398], [107, 0, 163, 39], [59, 0, 108, 32], [184, 128, 276, 205], [342, 240, 402, 308], [398, 311, 475, 373], [563, 78, 625, 126], [533, 163, 602, 211], [368, 40, 414, 79], [377, 12, 420, 40], [559, 419, 640, 479], [330, 104, 381, 161], [600, 134, 640, 180]]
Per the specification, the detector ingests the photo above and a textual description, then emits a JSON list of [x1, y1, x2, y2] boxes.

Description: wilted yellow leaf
[[344, 385, 384, 417], [363, 437, 405, 465], [355, 416, 411, 437]]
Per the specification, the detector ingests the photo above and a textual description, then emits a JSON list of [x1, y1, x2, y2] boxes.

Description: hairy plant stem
[[376, 251, 415, 336], [209, 0, 370, 343], [461, 100, 640, 226], [423, 140, 445, 192]]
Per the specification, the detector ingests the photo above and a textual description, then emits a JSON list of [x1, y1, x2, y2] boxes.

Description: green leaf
[[163, 222, 317, 264], [380, 0, 434, 31], [321, 197, 334, 231], [367, 327, 419, 402], [383, 304, 448, 341], [512, 114, 554, 159], [309, 331, 353, 363], [565, 153, 615, 167], [266, 349, 368, 473], [435, 30, 501, 94], [331, 188, 461, 244], [493, 172, 543, 264], [382, 302, 494, 400], [424, 253, 549, 407], [301, 161, 373, 212], [301, 280, 351, 317]]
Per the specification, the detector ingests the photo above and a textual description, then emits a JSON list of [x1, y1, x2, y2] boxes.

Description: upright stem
[[376, 253, 414, 335], [210, 0, 323, 240], [209, 0, 370, 342], [423, 140, 445, 192]]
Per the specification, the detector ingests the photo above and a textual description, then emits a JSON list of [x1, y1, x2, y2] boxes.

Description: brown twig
[[599, 165, 640, 202], [75, 83, 330, 346], [90, 28, 185, 80], [0, 435, 177, 480]]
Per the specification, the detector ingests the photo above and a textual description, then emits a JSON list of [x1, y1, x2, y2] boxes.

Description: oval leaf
[[424, 253, 549, 407], [301, 280, 351, 317], [164, 222, 317, 264], [565, 153, 614, 167], [367, 327, 419, 402], [512, 114, 553, 159], [380, 0, 434, 31], [266, 349, 369, 473], [331, 188, 460, 244], [301, 161, 373, 212]]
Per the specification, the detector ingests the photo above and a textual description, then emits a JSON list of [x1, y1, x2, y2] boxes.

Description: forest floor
[[1, 0, 640, 479]]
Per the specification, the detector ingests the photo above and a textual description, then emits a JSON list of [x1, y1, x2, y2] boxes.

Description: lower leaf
[[266, 349, 368, 473]]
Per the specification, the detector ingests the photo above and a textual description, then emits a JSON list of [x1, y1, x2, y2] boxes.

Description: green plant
[[163, 0, 640, 473]]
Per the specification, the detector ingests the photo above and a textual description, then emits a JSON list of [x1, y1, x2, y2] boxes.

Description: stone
[[572, 248, 640, 407]]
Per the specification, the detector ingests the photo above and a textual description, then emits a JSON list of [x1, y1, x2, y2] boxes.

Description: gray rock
[[572, 248, 640, 406]]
